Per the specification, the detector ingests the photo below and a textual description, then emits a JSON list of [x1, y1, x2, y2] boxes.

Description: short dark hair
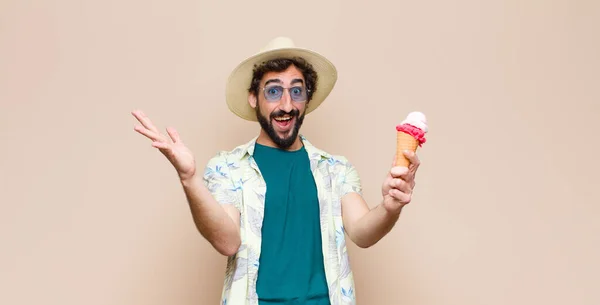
[[248, 57, 318, 102]]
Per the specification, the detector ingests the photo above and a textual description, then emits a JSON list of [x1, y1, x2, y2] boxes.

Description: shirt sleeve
[[202, 153, 242, 211], [341, 160, 363, 197]]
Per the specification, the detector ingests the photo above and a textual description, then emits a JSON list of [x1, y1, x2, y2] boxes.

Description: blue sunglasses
[[261, 85, 309, 102]]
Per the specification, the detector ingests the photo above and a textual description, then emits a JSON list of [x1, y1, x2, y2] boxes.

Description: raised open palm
[[132, 110, 196, 180]]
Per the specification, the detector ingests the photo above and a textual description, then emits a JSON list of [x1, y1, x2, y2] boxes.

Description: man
[[132, 37, 420, 305]]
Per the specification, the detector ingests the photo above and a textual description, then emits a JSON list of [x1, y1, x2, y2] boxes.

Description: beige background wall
[[1, 0, 599, 304]]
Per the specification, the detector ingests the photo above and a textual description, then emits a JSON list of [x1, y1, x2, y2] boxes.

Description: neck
[[256, 129, 303, 151]]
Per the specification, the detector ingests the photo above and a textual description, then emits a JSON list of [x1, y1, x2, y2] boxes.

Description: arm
[[342, 193, 402, 248], [342, 151, 420, 248], [131, 110, 241, 257], [180, 171, 241, 257]]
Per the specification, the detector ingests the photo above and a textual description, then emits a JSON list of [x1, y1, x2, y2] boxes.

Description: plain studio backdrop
[[1, 1, 598, 304]]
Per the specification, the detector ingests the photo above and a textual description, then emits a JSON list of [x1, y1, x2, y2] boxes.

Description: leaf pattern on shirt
[[328, 279, 340, 305], [340, 247, 351, 280], [335, 226, 345, 249], [248, 246, 260, 268], [224, 256, 235, 290], [254, 189, 265, 207], [247, 238, 262, 302], [310, 158, 319, 172], [239, 209, 245, 232], [331, 192, 342, 217], [226, 159, 240, 170], [318, 189, 328, 217], [341, 286, 354, 303], [247, 205, 262, 238], [232, 257, 248, 282], [215, 164, 229, 178], [319, 168, 333, 191], [328, 232, 339, 268], [206, 181, 221, 194]]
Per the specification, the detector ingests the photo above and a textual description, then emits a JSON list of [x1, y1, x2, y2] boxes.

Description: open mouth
[[272, 115, 294, 130]]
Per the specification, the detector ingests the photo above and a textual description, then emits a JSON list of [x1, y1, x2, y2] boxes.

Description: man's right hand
[[132, 110, 196, 181], [131, 109, 241, 256]]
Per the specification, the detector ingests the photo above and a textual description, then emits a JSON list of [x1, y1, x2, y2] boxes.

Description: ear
[[248, 93, 257, 109]]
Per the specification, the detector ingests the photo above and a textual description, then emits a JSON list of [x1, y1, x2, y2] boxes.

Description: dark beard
[[255, 104, 305, 150]]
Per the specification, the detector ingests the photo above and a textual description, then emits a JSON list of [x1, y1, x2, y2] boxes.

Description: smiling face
[[248, 65, 309, 150]]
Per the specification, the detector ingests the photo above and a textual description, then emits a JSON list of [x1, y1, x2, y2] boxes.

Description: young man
[[132, 37, 420, 305]]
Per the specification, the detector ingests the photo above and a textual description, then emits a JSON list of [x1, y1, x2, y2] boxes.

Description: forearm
[[180, 173, 241, 256], [350, 203, 402, 248]]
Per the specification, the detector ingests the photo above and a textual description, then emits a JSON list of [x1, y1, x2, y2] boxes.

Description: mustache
[[270, 109, 300, 119]]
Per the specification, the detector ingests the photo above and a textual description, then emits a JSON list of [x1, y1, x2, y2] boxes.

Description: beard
[[255, 103, 305, 150]]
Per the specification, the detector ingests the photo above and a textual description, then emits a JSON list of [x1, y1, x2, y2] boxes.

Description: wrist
[[382, 197, 404, 217], [385, 205, 403, 218], [179, 171, 199, 186]]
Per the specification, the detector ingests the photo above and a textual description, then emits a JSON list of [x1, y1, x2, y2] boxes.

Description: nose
[[278, 89, 293, 112]]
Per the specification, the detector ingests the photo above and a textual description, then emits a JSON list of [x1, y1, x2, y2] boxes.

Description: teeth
[[274, 116, 291, 121]]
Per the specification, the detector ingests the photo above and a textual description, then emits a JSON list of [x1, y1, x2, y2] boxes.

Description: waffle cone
[[396, 131, 419, 167]]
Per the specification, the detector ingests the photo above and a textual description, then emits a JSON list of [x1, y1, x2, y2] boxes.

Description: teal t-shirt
[[253, 143, 330, 305]]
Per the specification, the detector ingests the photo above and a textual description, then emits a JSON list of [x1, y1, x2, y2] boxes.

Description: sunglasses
[[261, 85, 309, 102]]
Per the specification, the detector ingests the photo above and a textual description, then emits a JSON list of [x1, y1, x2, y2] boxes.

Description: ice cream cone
[[396, 131, 419, 167], [395, 111, 428, 167]]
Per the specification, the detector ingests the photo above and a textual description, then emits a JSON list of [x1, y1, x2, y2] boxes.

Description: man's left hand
[[381, 150, 421, 214]]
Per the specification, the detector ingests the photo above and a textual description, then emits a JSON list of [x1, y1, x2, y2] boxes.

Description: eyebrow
[[264, 79, 282, 86], [264, 78, 305, 86]]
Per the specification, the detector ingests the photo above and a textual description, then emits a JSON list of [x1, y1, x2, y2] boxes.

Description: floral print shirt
[[203, 135, 362, 305]]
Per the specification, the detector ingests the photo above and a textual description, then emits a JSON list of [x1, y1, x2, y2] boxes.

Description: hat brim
[[226, 47, 337, 121]]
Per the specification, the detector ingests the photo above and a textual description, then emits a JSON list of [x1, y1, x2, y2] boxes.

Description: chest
[[234, 157, 347, 216]]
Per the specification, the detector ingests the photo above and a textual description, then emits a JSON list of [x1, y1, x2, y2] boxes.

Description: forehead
[[261, 65, 305, 85]]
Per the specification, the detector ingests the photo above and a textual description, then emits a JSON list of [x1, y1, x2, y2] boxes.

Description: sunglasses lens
[[290, 87, 307, 101], [264, 86, 283, 101], [263, 86, 308, 102]]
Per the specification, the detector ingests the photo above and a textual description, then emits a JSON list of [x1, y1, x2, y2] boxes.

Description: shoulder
[[328, 153, 352, 165], [319, 150, 362, 192], [330, 154, 359, 177], [326, 153, 355, 169], [305, 141, 356, 171], [203, 139, 253, 178], [205, 138, 255, 166]]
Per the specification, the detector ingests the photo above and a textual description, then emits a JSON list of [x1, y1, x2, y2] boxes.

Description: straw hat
[[225, 37, 338, 121]]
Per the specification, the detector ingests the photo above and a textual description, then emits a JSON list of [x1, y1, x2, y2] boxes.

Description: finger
[[151, 141, 171, 150], [403, 150, 421, 169], [391, 178, 412, 194], [166, 127, 181, 143], [134, 125, 162, 142], [390, 166, 409, 178], [131, 110, 159, 133], [388, 189, 411, 204]]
